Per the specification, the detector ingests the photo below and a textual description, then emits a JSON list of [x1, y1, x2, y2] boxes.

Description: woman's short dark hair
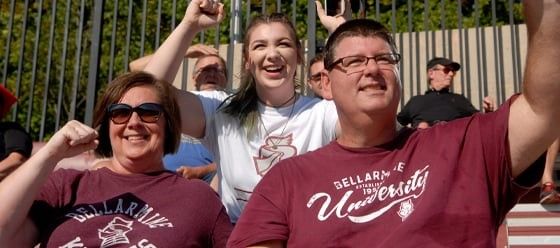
[[92, 71, 181, 158]]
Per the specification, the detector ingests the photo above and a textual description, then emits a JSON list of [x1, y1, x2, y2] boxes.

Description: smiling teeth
[[265, 66, 282, 70], [127, 136, 145, 141], [362, 85, 386, 91]]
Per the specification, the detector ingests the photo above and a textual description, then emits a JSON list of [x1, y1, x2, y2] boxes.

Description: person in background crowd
[[228, 1, 558, 246], [541, 137, 560, 204], [131, 44, 228, 184], [190, 51, 229, 92], [143, 0, 343, 223], [307, 53, 325, 98], [0, 71, 232, 247], [397, 57, 495, 129], [0, 84, 32, 181]]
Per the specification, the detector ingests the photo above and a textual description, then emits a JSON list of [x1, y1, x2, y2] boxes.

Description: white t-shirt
[[197, 91, 338, 222]]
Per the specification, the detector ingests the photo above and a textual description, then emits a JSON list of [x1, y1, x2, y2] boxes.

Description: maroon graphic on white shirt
[[253, 133, 297, 176]]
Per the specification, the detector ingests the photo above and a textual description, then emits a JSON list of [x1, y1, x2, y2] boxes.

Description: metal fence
[[0, 0, 525, 141]]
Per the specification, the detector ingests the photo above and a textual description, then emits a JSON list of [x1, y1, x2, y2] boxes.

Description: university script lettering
[[307, 165, 429, 223]]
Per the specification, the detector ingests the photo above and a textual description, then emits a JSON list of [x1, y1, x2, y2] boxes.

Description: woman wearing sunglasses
[[0, 71, 232, 247]]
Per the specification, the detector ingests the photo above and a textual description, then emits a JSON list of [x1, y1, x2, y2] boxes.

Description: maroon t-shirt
[[228, 97, 543, 248], [30, 167, 232, 247]]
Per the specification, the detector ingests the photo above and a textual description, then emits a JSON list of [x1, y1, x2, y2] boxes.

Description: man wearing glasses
[[130, 45, 228, 185], [229, 1, 558, 246], [307, 53, 325, 99], [162, 48, 229, 185], [164, 52, 228, 185], [191, 53, 228, 92], [397, 57, 494, 129]]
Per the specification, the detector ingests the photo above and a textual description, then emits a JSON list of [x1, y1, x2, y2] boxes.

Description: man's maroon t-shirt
[[228, 96, 543, 248]]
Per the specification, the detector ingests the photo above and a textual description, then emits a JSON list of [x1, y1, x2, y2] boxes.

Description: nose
[[126, 111, 142, 127], [265, 47, 281, 60], [361, 57, 380, 76]]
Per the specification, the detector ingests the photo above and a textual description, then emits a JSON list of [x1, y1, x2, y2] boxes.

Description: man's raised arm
[[509, 0, 560, 177]]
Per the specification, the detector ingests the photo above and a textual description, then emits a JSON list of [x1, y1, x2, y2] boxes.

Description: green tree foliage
[[369, 0, 523, 33]]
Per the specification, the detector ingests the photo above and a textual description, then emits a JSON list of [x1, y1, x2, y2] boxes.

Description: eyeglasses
[[327, 53, 401, 74], [309, 72, 321, 82], [195, 66, 226, 75], [107, 103, 164, 124], [431, 67, 456, 74]]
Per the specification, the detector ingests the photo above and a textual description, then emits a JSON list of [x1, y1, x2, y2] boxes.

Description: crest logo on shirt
[[397, 199, 415, 220], [98, 217, 134, 247], [253, 133, 297, 176]]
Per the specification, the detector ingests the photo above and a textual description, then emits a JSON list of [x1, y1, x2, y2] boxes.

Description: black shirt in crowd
[[397, 88, 479, 128]]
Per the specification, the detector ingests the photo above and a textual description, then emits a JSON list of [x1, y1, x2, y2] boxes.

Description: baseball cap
[[427, 57, 461, 71], [0, 84, 17, 118]]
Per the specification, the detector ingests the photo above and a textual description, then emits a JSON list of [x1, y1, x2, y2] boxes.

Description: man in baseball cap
[[427, 57, 461, 71], [425, 57, 461, 92], [397, 57, 494, 128]]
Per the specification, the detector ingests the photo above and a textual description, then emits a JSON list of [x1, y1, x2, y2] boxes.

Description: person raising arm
[[228, 1, 559, 247], [144, 0, 342, 224]]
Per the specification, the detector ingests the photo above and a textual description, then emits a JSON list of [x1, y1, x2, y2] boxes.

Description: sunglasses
[[107, 103, 164, 124], [432, 67, 456, 74]]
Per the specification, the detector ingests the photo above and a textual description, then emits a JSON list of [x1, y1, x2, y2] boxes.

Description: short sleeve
[[194, 90, 229, 125], [320, 100, 338, 140], [29, 169, 81, 230], [211, 207, 234, 248], [475, 95, 544, 220], [227, 164, 289, 248], [195, 90, 229, 156]]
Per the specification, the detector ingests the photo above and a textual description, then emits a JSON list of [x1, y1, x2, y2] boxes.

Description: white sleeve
[[193, 90, 229, 123], [320, 99, 338, 140], [193, 90, 230, 160]]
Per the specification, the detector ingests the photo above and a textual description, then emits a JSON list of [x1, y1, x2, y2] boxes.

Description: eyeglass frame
[[107, 102, 164, 124], [430, 66, 457, 74], [194, 65, 227, 76], [308, 72, 322, 82], [325, 53, 401, 74]]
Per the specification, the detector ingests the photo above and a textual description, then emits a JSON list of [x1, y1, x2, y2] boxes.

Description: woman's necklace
[[259, 93, 297, 149], [258, 91, 297, 108]]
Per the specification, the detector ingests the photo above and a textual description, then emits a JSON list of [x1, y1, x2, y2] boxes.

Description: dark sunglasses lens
[[109, 105, 133, 124], [136, 103, 163, 123], [443, 68, 454, 74]]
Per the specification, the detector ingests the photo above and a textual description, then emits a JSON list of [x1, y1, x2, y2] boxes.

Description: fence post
[[85, 0, 105, 126]]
